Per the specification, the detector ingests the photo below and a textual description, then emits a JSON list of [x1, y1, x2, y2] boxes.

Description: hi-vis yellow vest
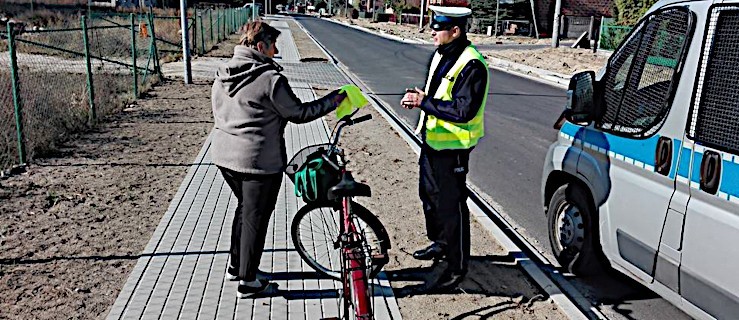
[[415, 45, 488, 150]]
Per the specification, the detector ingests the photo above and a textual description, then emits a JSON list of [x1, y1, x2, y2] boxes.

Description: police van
[[542, 0, 739, 318]]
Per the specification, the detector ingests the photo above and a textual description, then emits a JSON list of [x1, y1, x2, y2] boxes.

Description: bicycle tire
[[291, 201, 390, 280]]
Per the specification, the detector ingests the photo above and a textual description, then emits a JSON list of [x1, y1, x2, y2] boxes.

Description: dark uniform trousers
[[419, 145, 472, 273], [219, 167, 283, 281]]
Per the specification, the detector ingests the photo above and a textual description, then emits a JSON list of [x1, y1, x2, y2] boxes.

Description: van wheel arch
[[545, 174, 608, 275], [544, 171, 588, 215]]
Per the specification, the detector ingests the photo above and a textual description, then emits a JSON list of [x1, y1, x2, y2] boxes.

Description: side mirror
[[554, 71, 595, 129], [566, 71, 595, 122]]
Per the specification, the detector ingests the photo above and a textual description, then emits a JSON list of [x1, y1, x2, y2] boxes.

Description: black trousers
[[418, 146, 472, 273], [219, 166, 282, 281]]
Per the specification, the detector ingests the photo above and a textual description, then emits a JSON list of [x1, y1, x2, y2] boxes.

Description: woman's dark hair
[[239, 21, 281, 47]]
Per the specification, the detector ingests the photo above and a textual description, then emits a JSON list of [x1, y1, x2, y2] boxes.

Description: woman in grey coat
[[211, 21, 346, 298]]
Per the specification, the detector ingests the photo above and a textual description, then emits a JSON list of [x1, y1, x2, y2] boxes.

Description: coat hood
[[215, 45, 284, 97]]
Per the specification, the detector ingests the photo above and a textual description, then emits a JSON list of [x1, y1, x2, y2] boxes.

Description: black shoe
[[412, 243, 445, 260], [428, 270, 465, 292], [225, 266, 239, 281], [237, 280, 269, 299]]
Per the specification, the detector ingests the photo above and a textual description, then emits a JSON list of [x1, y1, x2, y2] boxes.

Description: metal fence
[[0, 7, 251, 170], [598, 17, 633, 51]]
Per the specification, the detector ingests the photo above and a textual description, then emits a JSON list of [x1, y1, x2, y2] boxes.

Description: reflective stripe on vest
[[415, 45, 488, 150]]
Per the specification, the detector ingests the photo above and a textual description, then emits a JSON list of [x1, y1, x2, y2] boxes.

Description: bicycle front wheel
[[291, 201, 390, 280]]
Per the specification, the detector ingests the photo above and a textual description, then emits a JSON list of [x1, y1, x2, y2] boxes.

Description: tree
[[613, 0, 657, 25]]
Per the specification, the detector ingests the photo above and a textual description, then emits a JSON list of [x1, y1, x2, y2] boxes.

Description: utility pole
[[180, 0, 192, 83], [529, 0, 539, 38], [494, 0, 499, 37], [419, 0, 424, 30], [551, 0, 561, 47]]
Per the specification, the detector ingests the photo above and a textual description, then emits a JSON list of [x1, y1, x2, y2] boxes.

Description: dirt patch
[[204, 33, 241, 58], [0, 80, 212, 319], [485, 47, 608, 76]]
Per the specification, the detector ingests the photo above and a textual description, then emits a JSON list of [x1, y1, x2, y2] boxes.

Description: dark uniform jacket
[[418, 36, 489, 147]]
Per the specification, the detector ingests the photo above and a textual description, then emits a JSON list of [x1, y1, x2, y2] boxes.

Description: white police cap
[[429, 6, 471, 31], [428, 6, 472, 18]]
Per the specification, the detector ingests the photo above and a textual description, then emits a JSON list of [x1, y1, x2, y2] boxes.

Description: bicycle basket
[[286, 143, 341, 203]]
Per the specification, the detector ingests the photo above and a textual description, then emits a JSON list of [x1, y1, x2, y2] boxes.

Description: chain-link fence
[[0, 7, 251, 170], [599, 17, 633, 51], [196, 8, 246, 54]]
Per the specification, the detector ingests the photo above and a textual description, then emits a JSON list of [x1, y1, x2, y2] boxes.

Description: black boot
[[412, 242, 446, 260]]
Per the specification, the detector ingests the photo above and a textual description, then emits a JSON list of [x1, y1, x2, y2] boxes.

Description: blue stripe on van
[[677, 145, 691, 180], [561, 122, 582, 138], [591, 133, 660, 167], [560, 123, 738, 200], [722, 159, 739, 199], [669, 139, 683, 180]]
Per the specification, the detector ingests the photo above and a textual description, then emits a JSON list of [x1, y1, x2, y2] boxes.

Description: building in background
[[534, 0, 612, 36]]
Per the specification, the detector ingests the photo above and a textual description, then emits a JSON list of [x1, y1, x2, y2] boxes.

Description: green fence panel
[[599, 19, 633, 51]]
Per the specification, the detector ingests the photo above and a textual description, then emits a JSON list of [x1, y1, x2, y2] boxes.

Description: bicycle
[[285, 112, 391, 320]]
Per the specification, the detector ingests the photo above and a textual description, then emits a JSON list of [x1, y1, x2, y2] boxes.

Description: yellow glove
[[336, 84, 369, 119]]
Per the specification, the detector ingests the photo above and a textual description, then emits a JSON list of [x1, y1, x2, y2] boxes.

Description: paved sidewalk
[[108, 17, 402, 320]]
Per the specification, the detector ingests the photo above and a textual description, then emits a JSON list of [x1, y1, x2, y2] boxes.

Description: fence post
[[209, 9, 213, 44], [7, 23, 26, 165], [130, 13, 139, 98], [192, 8, 198, 56], [148, 9, 162, 79], [81, 15, 96, 124], [216, 10, 221, 41], [200, 10, 206, 53]]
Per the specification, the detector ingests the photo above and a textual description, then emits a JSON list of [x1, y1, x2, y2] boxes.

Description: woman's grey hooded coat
[[211, 45, 341, 174]]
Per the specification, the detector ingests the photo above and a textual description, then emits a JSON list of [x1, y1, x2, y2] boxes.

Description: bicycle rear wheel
[[291, 201, 390, 280]]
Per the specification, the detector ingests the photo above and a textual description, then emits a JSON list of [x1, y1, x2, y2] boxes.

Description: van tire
[[548, 183, 603, 276]]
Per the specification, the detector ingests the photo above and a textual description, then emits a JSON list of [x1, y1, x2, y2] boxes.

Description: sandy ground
[[0, 17, 568, 320], [0, 80, 212, 319]]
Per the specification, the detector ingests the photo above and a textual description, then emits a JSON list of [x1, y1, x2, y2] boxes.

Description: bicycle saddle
[[327, 171, 371, 200]]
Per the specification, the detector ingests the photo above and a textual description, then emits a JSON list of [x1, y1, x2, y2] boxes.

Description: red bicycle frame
[[341, 187, 373, 319]]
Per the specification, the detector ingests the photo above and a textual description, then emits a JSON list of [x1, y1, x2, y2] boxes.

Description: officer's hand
[[401, 87, 425, 109]]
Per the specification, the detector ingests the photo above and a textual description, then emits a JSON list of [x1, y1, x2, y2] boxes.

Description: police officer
[[400, 5, 489, 291]]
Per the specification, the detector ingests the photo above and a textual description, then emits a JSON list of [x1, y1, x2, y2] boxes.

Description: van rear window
[[690, 7, 739, 154]]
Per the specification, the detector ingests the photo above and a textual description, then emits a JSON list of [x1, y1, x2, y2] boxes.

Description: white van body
[[542, 0, 739, 319]]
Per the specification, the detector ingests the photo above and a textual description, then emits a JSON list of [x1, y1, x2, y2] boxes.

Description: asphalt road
[[293, 16, 691, 320]]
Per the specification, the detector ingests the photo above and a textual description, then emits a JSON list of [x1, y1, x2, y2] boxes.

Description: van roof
[[649, 0, 710, 12]]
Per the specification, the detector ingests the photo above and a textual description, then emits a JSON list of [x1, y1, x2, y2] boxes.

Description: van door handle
[[699, 150, 722, 195], [655, 137, 672, 176]]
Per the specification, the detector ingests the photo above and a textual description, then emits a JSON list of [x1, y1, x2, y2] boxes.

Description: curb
[[486, 57, 570, 89]]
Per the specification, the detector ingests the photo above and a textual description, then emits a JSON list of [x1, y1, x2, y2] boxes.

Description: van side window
[[600, 9, 691, 137], [689, 7, 739, 154]]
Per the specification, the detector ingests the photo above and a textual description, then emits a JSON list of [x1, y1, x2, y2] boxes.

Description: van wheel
[[548, 183, 603, 276]]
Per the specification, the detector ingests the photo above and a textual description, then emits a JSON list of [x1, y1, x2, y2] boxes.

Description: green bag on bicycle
[[293, 152, 340, 203]]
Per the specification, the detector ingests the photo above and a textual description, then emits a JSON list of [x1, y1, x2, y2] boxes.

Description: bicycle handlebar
[[329, 114, 373, 156], [348, 114, 372, 125]]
